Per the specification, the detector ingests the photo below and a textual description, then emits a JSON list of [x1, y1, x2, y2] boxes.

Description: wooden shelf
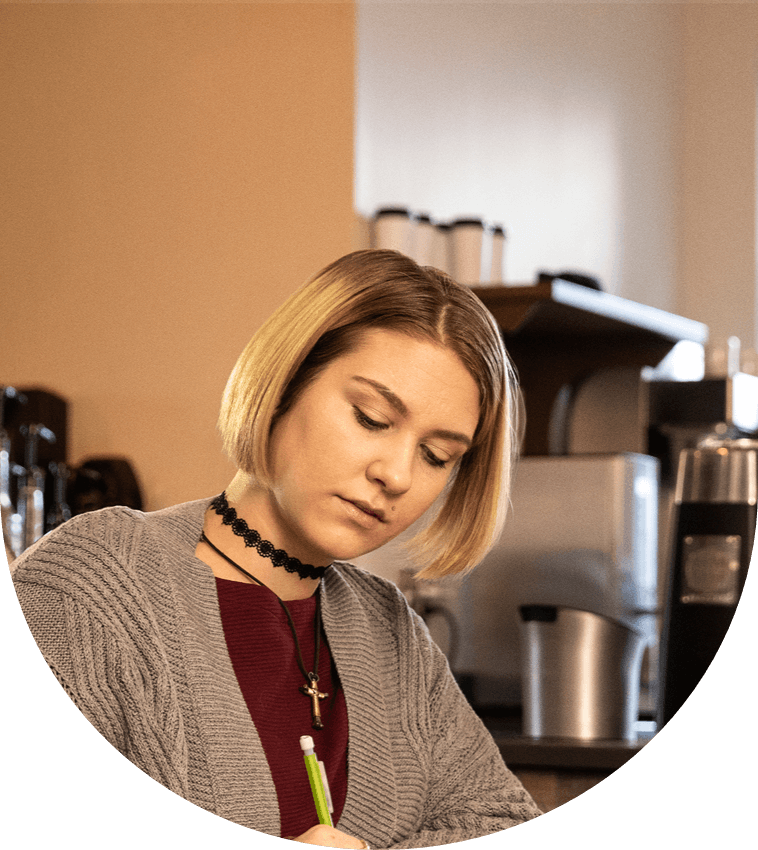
[[470, 280, 709, 455]]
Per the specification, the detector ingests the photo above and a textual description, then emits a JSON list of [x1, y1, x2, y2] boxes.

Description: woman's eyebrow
[[350, 376, 472, 448], [351, 376, 409, 416]]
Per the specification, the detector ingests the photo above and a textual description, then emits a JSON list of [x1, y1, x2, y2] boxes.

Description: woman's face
[[263, 328, 480, 565]]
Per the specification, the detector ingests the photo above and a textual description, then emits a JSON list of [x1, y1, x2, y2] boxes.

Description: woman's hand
[[288, 824, 366, 848]]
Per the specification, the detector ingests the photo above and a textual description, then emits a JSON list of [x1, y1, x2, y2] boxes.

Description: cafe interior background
[[2, 0, 757, 838]]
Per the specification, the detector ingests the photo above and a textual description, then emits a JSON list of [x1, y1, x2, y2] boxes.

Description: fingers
[[290, 824, 365, 848]]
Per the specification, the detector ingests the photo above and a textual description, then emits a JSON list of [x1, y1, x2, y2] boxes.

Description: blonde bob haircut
[[218, 249, 519, 579]]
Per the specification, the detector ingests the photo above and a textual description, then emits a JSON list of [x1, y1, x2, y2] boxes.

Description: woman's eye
[[353, 406, 389, 431], [353, 405, 451, 469], [422, 446, 450, 469]]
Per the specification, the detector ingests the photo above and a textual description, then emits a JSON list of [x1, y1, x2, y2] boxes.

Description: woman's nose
[[367, 444, 413, 495]]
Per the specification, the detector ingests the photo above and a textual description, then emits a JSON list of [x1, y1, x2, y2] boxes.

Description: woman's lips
[[338, 496, 388, 527]]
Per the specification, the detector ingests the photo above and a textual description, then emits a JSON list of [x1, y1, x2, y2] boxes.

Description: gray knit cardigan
[[12, 498, 540, 846]]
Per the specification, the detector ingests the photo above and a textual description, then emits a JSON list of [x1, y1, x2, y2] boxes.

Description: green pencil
[[300, 735, 333, 827]]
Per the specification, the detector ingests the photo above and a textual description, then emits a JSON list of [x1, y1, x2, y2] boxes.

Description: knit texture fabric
[[12, 499, 541, 846]]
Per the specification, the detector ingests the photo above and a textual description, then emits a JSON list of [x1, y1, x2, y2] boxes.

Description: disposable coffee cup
[[488, 225, 506, 285], [450, 218, 484, 285], [412, 214, 436, 266], [371, 207, 414, 256], [430, 222, 453, 275]]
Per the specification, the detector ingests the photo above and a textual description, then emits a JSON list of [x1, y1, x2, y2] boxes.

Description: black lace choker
[[209, 492, 329, 581]]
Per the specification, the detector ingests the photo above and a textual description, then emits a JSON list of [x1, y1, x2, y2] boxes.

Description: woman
[[12, 250, 541, 847]]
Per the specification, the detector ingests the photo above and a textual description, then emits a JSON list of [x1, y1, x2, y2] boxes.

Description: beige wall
[[1, 4, 355, 510]]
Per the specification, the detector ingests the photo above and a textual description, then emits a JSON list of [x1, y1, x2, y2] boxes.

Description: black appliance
[[659, 437, 757, 726]]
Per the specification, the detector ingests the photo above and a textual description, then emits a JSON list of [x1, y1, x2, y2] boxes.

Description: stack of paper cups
[[369, 208, 506, 284], [371, 208, 414, 256], [450, 219, 484, 285]]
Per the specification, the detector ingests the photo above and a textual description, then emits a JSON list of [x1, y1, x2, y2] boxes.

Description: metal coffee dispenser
[[518, 605, 646, 741], [455, 452, 660, 718]]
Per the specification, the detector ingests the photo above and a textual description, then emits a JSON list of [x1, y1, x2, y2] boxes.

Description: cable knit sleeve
[[388, 591, 541, 847], [12, 511, 190, 797], [322, 565, 540, 847]]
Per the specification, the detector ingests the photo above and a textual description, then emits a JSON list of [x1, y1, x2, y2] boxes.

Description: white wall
[[356, 2, 758, 352], [356, 2, 683, 311]]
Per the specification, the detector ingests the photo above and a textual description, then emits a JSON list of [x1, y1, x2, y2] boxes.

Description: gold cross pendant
[[300, 680, 329, 731]]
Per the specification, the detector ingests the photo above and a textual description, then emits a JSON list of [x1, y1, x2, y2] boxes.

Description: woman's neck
[[195, 475, 324, 601]]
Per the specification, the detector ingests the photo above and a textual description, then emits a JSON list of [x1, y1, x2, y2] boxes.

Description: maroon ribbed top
[[215, 577, 349, 837]]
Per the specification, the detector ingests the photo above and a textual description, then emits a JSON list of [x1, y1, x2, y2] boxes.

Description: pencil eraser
[[300, 735, 315, 751]]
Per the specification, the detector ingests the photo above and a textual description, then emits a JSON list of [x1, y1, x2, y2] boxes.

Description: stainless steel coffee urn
[[659, 437, 757, 726], [519, 605, 646, 741]]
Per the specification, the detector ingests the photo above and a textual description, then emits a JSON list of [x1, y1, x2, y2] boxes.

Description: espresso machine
[[0, 386, 70, 561], [1, 387, 68, 560], [2, 386, 144, 563]]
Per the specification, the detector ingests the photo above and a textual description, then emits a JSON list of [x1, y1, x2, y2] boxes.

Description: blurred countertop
[[480, 712, 656, 772]]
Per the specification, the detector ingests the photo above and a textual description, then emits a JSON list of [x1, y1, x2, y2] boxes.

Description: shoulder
[[12, 504, 146, 576], [10, 507, 149, 619], [11, 498, 210, 595], [12, 499, 211, 646], [324, 561, 431, 644], [326, 560, 409, 611], [10, 507, 151, 646], [13, 499, 208, 567]]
